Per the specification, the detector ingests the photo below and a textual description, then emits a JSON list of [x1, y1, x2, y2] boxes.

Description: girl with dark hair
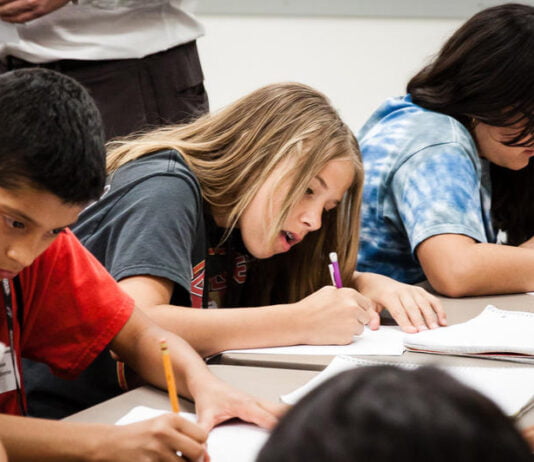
[[257, 366, 533, 462], [357, 3, 534, 297]]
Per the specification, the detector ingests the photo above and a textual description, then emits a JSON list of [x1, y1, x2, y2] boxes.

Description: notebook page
[[281, 356, 534, 417], [223, 326, 405, 355], [404, 305, 534, 355], [116, 406, 269, 462]]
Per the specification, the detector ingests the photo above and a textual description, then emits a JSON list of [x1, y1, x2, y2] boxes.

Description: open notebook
[[281, 356, 534, 418], [116, 406, 269, 462], [403, 305, 534, 364]]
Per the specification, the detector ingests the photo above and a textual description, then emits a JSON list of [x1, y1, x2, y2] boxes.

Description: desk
[[217, 292, 534, 370], [63, 364, 533, 431], [64, 365, 316, 424]]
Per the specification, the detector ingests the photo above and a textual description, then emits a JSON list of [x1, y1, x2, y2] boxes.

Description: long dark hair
[[407, 3, 534, 245]]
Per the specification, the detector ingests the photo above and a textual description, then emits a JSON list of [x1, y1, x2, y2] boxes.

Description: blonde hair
[[107, 82, 363, 303]]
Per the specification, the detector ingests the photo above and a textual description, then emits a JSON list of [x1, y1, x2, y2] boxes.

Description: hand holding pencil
[[160, 338, 210, 462]]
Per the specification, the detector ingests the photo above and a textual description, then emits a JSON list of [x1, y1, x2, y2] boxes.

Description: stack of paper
[[403, 305, 534, 364], [281, 356, 534, 418], [116, 406, 269, 462]]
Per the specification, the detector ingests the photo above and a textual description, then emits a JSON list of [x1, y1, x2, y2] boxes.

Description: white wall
[[196, 14, 461, 132]]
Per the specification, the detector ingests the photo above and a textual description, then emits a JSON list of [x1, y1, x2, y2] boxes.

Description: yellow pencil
[[160, 338, 180, 413]]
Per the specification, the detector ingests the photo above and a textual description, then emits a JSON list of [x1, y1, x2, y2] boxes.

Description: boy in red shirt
[[0, 68, 280, 461]]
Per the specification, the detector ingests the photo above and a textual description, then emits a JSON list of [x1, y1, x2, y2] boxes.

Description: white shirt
[[0, 0, 204, 62]]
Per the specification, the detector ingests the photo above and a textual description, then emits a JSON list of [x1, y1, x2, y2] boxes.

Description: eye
[[305, 187, 314, 195], [49, 227, 66, 237], [3, 216, 25, 230]]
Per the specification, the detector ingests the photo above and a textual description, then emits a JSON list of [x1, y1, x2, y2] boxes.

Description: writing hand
[[294, 285, 375, 345], [96, 413, 208, 462]]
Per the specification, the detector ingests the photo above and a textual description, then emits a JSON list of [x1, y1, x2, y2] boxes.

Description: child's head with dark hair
[[407, 3, 534, 246], [0, 68, 106, 205], [257, 366, 532, 462], [407, 3, 534, 144]]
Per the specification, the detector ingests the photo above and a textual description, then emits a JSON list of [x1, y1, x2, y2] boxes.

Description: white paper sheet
[[223, 326, 405, 356], [281, 356, 534, 417], [116, 406, 269, 462]]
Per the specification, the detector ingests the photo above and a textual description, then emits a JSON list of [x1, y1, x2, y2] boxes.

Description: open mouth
[[283, 231, 298, 246]]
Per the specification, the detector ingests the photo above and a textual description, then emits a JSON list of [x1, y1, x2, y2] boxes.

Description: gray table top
[[64, 293, 534, 432]]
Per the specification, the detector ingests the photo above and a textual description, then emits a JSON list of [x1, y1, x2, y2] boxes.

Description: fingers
[[0, 0, 70, 23], [166, 413, 208, 444], [0, 0, 33, 22], [383, 295, 418, 333], [261, 401, 291, 419], [384, 287, 446, 333], [218, 399, 279, 430], [162, 414, 208, 461], [245, 400, 283, 430], [196, 388, 282, 432], [413, 290, 447, 327], [367, 307, 381, 331], [122, 414, 207, 462]]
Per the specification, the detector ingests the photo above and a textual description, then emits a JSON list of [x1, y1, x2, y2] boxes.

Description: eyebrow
[[316, 175, 328, 190], [315, 175, 344, 207], [0, 205, 77, 230], [0, 205, 39, 226]]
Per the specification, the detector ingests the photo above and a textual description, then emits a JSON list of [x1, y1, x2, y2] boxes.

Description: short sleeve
[[391, 144, 488, 253], [20, 230, 134, 378], [91, 173, 201, 293]]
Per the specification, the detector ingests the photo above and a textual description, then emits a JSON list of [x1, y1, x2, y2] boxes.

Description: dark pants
[[3, 41, 209, 140]]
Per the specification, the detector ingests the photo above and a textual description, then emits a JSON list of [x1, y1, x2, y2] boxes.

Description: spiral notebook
[[281, 356, 534, 418], [403, 305, 534, 364]]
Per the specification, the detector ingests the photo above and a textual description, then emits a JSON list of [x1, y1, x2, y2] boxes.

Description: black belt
[[5, 55, 100, 72], [4, 41, 197, 73]]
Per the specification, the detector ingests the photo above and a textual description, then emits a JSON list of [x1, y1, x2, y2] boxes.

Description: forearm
[[141, 304, 304, 357], [113, 317, 215, 400], [0, 414, 110, 461], [118, 275, 309, 357], [423, 242, 534, 296]]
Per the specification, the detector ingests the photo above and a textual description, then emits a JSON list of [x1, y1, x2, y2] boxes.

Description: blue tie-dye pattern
[[357, 96, 495, 283]]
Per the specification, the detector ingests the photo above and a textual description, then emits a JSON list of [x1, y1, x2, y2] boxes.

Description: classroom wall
[[195, 14, 462, 133]]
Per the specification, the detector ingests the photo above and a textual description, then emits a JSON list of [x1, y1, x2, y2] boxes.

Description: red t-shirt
[[0, 230, 134, 415]]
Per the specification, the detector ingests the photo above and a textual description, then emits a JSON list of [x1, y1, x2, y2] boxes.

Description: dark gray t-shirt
[[75, 149, 207, 307], [23, 149, 251, 419]]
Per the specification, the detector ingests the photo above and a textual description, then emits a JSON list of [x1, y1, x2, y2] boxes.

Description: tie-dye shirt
[[357, 95, 495, 283]]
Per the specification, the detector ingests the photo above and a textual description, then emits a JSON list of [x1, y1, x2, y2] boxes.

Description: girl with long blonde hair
[[24, 82, 443, 418]]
